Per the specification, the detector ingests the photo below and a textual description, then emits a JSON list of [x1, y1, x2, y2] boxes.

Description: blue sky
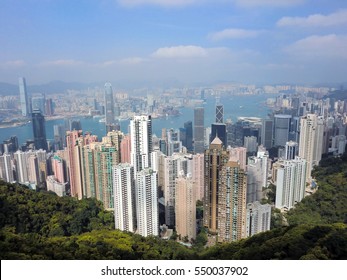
[[1, 0, 347, 86]]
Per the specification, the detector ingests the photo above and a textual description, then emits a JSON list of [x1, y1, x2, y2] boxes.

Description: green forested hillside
[[0, 153, 347, 260]]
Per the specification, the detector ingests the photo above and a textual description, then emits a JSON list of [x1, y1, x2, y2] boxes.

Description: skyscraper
[[104, 82, 115, 131], [246, 201, 271, 237], [298, 114, 324, 182], [247, 150, 269, 203], [192, 153, 204, 201], [130, 115, 152, 174], [14, 150, 28, 183], [273, 114, 291, 147], [3, 136, 18, 153], [261, 118, 273, 149], [167, 128, 182, 156], [32, 110, 48, 151], [66, 130, 85, 199], [218, 161, 247, 242], [113, 163, 136, 232], [284, 141, 298, 160], [210, 123, 227, 147], [194, 107, 204, 153], [53, 124, 66, 150], [135, 168, 158, 237], [31, 94, 46, 114], [0, 153, 14, 183], [120, 135, 131, 163], [203, 136, 230, 236], [273, 157, 307, 210], [51, 155, 66, 184], [175, 173, 196, 241], [27, 154, 39, 185], [93, 144, 119, 209], [244, 136, 258, 153], [184, 121, 193, 152], [228, 146, 247, 170], [18, 77, 29, 117], [216, 104, 224, 123]]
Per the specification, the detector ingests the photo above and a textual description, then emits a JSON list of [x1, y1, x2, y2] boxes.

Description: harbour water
[[0, 94, 271, 146]]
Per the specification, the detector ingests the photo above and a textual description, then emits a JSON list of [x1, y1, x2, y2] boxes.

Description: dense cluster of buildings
[[0, 77, 347, 245]]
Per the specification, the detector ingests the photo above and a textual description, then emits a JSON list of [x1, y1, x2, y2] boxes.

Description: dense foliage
[[0, 182, 114, 237], [286, 153, 347, 226], [200, 223, 347, 260], [0, 153, 346, 259]]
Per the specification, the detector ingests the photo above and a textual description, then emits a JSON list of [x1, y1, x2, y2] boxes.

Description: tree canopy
[[0, 152, 346, 260]]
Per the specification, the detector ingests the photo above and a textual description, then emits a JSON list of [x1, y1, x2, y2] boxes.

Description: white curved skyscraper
[[18, 77, 29, 117]]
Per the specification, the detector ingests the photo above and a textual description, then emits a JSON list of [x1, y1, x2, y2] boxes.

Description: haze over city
[[1, 0, 347, 86]]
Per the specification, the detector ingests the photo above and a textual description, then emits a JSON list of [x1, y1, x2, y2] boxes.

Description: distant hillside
[[327, 90, 347, 101], [0, 82, 18, 95], [0, 81, 99, 96]]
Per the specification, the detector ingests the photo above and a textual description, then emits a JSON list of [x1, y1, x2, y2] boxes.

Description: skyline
[[1, 0, 347, 86]]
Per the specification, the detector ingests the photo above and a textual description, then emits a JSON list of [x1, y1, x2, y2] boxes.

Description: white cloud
[[41, 59, 84, 66], [284, 34, 347, 59], [152, 45, 208, 58], [3, 60, 26, 67], [209, 28, 263, 41], [118, 0, 198, 7], [101, 60, 118, 67], [234, 0, 304, 7], [277, 9, 347, 27], [120, 57, 148, 65], [101, 57, 148, 66]]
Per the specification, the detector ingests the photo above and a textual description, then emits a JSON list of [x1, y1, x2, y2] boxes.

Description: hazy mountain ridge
[[0, 81, 98, 96]]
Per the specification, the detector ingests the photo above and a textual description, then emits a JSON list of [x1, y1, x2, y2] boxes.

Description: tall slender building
[[32, 110, 48, 151], [162, 153, 193, 227], [51, 155, 66, 184], [120, 135, 131, 163], [113, 163, 136, 232], [18, 77, 29, 117], [130, 115, 152, 174], [218, 161, 247, 242], [247, 151, 268, 203], [194, 107, 204, 153], [53, 124, 66, 150], [93, 144, 119, 209], [192, 153, 204, 201], [175, 173, 196, 241], [203, 136, 229, 235], [273, 114, 291, 147], [204, 137, 247, 243], [27, 154, 39, 185], [184, 121, 193, 152], [66, 130, 83, 199], [261, 118, 273, 149], [81, 135, 118, 209], [299, 114, 324, 182], [135, 168, 158, 237], [104, 82, 115, 131]]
